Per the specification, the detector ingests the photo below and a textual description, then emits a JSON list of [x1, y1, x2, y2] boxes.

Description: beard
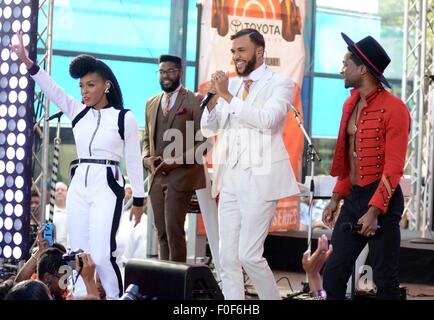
[[344, 78, 360, 89], [160, 77, 181, 93], [235, 54, 257, 77]]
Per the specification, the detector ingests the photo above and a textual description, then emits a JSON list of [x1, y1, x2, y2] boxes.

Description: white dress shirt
[[160, 84, 183, 112]]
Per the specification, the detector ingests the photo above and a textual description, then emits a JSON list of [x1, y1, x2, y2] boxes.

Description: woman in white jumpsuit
[[11, 32, 145, 299]]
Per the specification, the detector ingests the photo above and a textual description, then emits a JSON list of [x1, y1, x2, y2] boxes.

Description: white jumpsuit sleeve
[[123, 111, 145, 205], [30, 66, 85, 120]]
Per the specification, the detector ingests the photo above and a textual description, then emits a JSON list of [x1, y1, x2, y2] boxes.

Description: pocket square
[[175, 106, 187, 115]]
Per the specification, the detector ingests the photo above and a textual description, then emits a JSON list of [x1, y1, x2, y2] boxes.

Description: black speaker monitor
[[124, 258, 224, 300]]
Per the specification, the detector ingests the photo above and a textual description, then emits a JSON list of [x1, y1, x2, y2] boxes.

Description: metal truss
[[31, 0, 54, 226], [402, 0, 434, 235]]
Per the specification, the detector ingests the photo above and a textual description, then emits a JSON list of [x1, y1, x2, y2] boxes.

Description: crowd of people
[[0, 181, 145, 300]]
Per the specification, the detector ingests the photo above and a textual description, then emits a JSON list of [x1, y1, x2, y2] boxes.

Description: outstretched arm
[[15, 228, 51, 283], [10, 31, 84, 119], [302, 234, 332, 298]]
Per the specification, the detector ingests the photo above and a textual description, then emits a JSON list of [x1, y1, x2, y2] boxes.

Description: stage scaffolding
[[402, 0, 434, 236], [31, 0, 54, 226]]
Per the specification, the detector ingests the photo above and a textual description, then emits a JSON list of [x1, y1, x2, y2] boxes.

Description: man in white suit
[[201, 28, 299, 300]]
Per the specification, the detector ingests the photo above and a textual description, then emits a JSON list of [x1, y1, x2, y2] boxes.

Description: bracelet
[[309, 289, 327, 300]]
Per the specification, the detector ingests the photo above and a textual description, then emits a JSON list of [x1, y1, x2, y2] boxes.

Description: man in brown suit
[[142, 54, 206, 262]]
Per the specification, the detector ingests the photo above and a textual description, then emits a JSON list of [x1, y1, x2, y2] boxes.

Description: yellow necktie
[[162, 92, 173, 116], [242, 80, 253, 101]]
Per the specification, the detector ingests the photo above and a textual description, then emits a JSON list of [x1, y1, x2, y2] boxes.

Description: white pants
[[67, 164, 124, 300], [196, 168, 221, 280], [218, 165, 281, 300]]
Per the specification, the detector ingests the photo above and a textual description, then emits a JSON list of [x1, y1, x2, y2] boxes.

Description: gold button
[[364, 112, 368, 116], [376, 128, 380, 132], [376, 174, 379, 177], [378, 118, 382, 122], [361, 120, 365, 124], [360, 166, 363, 170], [376, 146, 380, 150], [359, 157, 363, 161], [381, 109, 385, 113], [360, 175, 364, 179], [359, 148, 363, 152], [384, 203, 387, 206], [376, 136, 380, 141], [377, 156, 381, 159], [376, 164, 380, 168], [359, 138, 363, 142], [359, 129, 364, 133]]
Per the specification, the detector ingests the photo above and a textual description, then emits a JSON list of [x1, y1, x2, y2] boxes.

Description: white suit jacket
[[201, 67, 300, 201]]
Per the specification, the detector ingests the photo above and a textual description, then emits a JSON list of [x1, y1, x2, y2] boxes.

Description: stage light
[[14, 204, 22, 217], [0, 0, 37, 260], [15, 176, 23, 188], [0, 118, 6, 130]]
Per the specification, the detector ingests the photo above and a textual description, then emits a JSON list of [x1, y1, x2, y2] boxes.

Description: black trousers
[[323, 180, 403, 300]]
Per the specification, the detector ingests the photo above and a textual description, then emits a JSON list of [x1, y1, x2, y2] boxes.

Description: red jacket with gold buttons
[[330, 85, 411, 213]]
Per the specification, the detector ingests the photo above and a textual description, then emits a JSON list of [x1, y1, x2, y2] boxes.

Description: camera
[[119, 284, 141, 300], [153, 158, 162, 167], [119, 284, 157, 300], [62, 249, 84, 269]]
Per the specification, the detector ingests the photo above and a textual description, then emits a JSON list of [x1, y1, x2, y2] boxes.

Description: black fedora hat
[[341, 32, 391, 88]]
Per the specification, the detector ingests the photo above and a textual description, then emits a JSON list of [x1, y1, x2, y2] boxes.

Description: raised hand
[[9, 31, 33, 69], [211, 71, 232, 103], [36, 227, 51, 251], [302, 234, 333, 275]]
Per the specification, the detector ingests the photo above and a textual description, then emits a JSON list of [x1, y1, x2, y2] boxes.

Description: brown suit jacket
[[142, 87, 206, 192]]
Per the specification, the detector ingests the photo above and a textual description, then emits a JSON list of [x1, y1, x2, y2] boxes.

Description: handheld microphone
[[119, 284, 141, 300], [340, 222, 362, 233], [289, 104, 300, 116], [47, 111, 63, 121], [200, 92, 216, 109], [340, 222, 380, 233]]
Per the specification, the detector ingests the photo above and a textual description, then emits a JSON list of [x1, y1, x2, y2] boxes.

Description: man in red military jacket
[[321, 33, 411, 300]]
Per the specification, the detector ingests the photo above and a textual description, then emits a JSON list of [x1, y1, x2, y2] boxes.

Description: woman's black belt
[[70, 158, 119, 166]]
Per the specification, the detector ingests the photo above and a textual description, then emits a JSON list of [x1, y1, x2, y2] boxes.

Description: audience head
[[30, 188, 41, 224], [55, 181, 68, 206], [0, 279, 14, 300], [4, 280, 52, 300], [37, 246, 68, 299], [69, 54, 124, 109]]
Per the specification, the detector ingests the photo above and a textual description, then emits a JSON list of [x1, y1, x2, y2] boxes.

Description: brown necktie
[[242, 80, 253, 101], [162, 92, 173, 116]]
